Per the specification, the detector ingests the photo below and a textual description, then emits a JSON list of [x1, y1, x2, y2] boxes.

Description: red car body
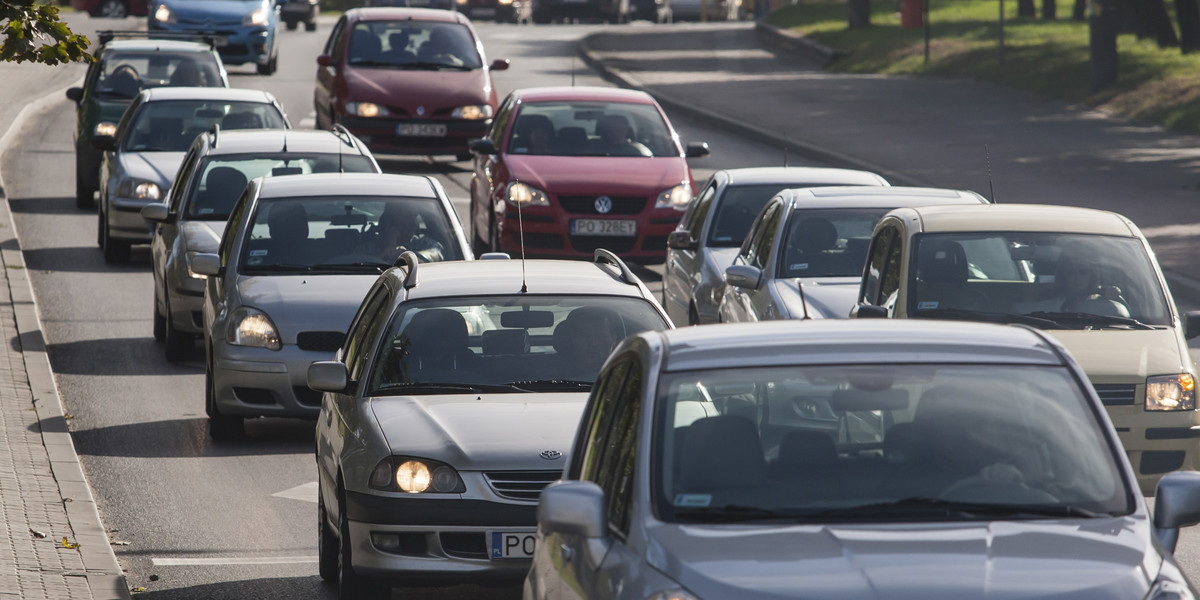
[[314, 7, 508, 159], [469, 87, 708, 264]]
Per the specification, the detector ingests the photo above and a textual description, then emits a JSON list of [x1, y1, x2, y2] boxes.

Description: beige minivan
[[851, 203, 1200, 494]]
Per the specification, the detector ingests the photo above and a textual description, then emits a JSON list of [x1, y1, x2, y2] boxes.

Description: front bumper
[[149, 22, 273, 66], [339, 115, 489, 157], [495, 198, 682, 263], [1105, 397, 1200, 495], [107, 196, 157, 243], [211, 340, 335, 418]]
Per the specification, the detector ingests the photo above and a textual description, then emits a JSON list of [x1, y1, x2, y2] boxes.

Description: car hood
[[345, 67, 490, 111], [118, 151, 187, 188], [233, 274, 375, 339], [1044, 329, 1190, 384], [369, 393, 587, 471], [649, 517, 1160, 599], [180, 220, 226, 254], [772, 277, 860, 320], [504, 155, 688, 195], [165, 0, 262, 23]]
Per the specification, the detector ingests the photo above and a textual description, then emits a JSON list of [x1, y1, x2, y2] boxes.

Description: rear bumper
[[340, 116, 490, 157]]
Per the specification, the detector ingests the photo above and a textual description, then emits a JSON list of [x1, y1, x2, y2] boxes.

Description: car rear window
[[97, 52, 223, 99], [123, 100, 287, 152], [184, 154, 379, 220]]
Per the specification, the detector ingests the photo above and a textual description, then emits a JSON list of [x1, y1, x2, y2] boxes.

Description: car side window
[[745, 204, 781, 270], [862, 226, 896, 304], [490, 95, 516, 148], [593, 360, 642, 538], [681, 181, 716, 242], [217, 188, 252, 265], [167, 147, 200, 213], [344, 283, 394, 383], [572, 358, 633, 481], [327, 17, 347, 60]]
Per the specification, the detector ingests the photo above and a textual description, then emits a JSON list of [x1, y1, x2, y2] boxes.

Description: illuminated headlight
[[457, 0, 467, 4], [93, 122, 117, 137], [506, 182, 549, 207], [1146, 374, 1196, 411], [243, 5, 270, 25], [498, 0, 513, 5], [185, 251, 206, 279], [225, 306, 281, 350], [368, 457, 464, 493], [154, 3, 175, 23], [116, 179, 162, 201], [345, 102, 386, 118], [451, 105, 493, 120], [646, 589, 701, 600], [1146, 578, 1195, 600], [655, 184, 693, 211]]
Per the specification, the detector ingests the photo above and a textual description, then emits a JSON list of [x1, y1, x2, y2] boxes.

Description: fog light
[[371, 533, 400, 552]]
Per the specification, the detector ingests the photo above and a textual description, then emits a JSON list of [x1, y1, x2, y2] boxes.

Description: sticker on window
[[198, 208, 214, 214], [790, 263, 809, 271], [673, 494, 712, 507], [917, 301, 940, 310], [250, 249, 268, 257]]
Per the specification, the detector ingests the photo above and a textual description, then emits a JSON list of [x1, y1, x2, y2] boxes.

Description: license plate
[[396, 123, 447, 137], [571, 218, 636, 237], [212, 36, 229, 48], [489, 530, 536, 559], [473, 7, 496, 15]]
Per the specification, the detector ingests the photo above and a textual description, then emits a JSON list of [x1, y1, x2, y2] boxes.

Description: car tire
[[152, 288, 166, 342], [688, 303, 700, 326], [205, 361, 245, 440], [455, 151, 472, 162], [257, 55, 278, 76], [100, 216, 131, 263], [163, 297, 194, 362], [305, 19, 317, 31], [285, 19, 298, 30], [75, 163, 96, 210], [318, 492, 339, 582], [95, 0, 128, 18], [338, 492, 388, 600]]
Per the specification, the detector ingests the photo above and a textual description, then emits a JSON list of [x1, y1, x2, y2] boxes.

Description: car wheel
[[318, 491, 339, 582], [75, 163, 96, 210], [688, 303, 700, 326], [163, 295, 194, 362], [488, 215, 500, 253], [95, 0, 128, 18], [100, 216, 131, 263], [305, 19, 317, 31], [205, 361, 244, 440], [257, 55, 277, 76], [285, 19, 298, 30], [152, 288, 166, 342], [338, 491, 388, 599]]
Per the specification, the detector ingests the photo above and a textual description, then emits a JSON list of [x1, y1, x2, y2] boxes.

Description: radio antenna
[[571, 56, 576, 87], [784, 144, 789, 167], [796, 279, 811, 320], [985, 144, 997, 203], [515, 180, 528, 293]]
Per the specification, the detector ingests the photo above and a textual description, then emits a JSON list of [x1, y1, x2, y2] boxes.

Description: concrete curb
[[753, 20, 843, 67], [0, 85, 132, 600]]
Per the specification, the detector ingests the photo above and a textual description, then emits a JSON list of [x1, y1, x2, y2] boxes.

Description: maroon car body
[[468, 87, 709, 264], [313, 7, 509, 160]]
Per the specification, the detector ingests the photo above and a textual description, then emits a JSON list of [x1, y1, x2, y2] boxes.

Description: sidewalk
[[579, 22, 1200, 304]]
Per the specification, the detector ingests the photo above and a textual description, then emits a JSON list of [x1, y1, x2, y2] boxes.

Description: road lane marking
[[272, 481, 318, 503], [151, 556, 318, 566]]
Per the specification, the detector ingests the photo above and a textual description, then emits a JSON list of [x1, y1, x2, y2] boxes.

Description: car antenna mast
[[985, 144, 998, 203], [516, 179, 528, 293], [797, 278, 811, 320]]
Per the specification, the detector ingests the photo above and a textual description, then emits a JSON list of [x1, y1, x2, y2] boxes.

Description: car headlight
[[368, 457, 465, 493], [93, 121, 117, 138], [655, 184, 693, 211], [243, 5, 270, 25], [498, 0, 513, 5], [506, 182, 549, 207], [451, 105, 493, 120], [1146, 374, 1196, 411], [646, 589, 701, 600], [185, 251, 206, 279], [345, 102, 387, 118], [225, 306, 281, 350], [116, 179, 162, 201], [154, 3, 175, 23], [1145, 578, 1195, 600]]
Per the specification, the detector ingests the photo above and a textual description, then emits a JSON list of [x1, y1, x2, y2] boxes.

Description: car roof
[[202, 130, 370, 156], [656, 320, 1065, 372], [101, 39, 214, 53], [778, 185, 989, 210], [344, 6, 468, 23], [141, 87, 275, 103], [255, 173, 437, 199], [720, 167, 888, 187], [392, 258, 655, 300], [513, 86, 658, 105], [904, 203, 1136, 236]]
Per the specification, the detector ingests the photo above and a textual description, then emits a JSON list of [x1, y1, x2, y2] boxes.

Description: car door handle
[[560, 544, 573, 562]]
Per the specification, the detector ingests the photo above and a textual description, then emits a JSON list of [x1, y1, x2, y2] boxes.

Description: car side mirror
[[724, 264, 762, 289], [1155, 471, 1200, 552], [850, 303, 888, 319], [685, 141, 710, 158], [140, 202, 171, 223], [667, 230, 695, 251], [490, 58, 510, 71], [538, 481, 607, 539], [66, 87, 83, 103], [469, 138, 497, 155], [1184, 310, 1200, 339], [308, 361, 350, 393], [91, 134, 117, 152], [189, 253, 223, 277], [316, 54, 334, 67]]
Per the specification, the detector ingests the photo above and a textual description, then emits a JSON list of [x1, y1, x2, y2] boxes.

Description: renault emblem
[[594, 196, 613, 214], [540, 450, 562, 460], [416, 106, 426, 117]]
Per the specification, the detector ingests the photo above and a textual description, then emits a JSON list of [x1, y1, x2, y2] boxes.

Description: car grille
[[216, 44, 251, 58], [440, 532, 487, 559], [1094, 383, 1136, 406], [558, 195, 646, 215], [297, 331, 345, 352], [293, 386, 323, 407], [483, 471, 560, 501], [569, 235, 636, 254]]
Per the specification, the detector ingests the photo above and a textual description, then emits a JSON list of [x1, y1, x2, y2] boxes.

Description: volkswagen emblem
[[540, 450, 562, 460], [594, 196, 613, 214], [416, 106, 426, 117]]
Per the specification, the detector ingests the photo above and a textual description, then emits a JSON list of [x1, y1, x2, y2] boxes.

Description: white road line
[[151, 556, 318, 566]]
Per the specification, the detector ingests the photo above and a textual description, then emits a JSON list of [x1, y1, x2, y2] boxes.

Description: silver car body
[[526, 319, 1200, 600], [663, 167, 888, 325], [718, 186, 987, 323], [144, 128, 380, 359], [199, 173, 470, 429]]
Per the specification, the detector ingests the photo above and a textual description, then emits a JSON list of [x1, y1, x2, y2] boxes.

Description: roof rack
[[395, 251, 419, 289], [330, 123, 353, 144], [593, 248, 637, 286], [97, 30, 217, 49], [208, 123, 220, 148]]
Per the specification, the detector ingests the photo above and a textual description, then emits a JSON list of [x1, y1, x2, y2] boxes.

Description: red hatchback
[[468, 87, 709, 263], [314, 8, 509, 160]]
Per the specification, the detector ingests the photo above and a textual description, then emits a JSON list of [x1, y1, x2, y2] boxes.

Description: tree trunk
[[1017, 0, 1036, 17], [1145, 0, 1180, 47], [1042, 0, 1056, 19], [1072, 0, 1085, 20], [1117, 0, 1141, 35], [1178, 0, 1200, 52]]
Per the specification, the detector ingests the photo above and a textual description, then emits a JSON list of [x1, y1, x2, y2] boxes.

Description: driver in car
[[551, 307, 623, 381], [363, 202, 446, 263]]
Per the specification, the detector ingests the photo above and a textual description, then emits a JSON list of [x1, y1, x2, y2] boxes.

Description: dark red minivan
[[468, 87, 710, 264], [314, 7, 509, 161]]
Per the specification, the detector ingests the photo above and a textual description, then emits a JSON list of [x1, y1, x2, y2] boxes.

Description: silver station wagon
[[191, 172, 469, 440], [527, 319, 1200, 600], [307, 252, 672, 599]]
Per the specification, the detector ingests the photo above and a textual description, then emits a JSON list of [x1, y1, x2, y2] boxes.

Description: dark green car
[[66, 33, 227, 209]]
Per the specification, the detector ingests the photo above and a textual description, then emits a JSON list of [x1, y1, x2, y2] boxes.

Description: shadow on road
[[46, 336, 195, 376], [67, 416, 316, 458], [123, 575, 521, 599]]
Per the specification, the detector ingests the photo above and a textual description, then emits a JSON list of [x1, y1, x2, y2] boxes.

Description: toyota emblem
[[540, 450, 562, 460], [416, 106, 426, 117], [594, 196, 613, 214]]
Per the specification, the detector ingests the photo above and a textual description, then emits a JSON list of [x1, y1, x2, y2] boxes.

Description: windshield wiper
[[375, 382, 524, 395], [809, 497, 1106, 520], [399, 61, 472, 71], [503, 379, 592, 392], [246, 263, 313, 272], [1027, 311, 1158, 330], [674, 505, 801, 523], [913, 307, 1061, 328], [312, 261, 389, 273], [348, 59, 394, 67]]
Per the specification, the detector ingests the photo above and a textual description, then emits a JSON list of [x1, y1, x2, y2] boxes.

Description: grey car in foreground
[[307, 252, 672, 599], [142, 126, 380, 362], [191, 172, 469, 439], [718, 186, 987, 323], [526, 319, 1200, 600], [663, 167, 888, 325]]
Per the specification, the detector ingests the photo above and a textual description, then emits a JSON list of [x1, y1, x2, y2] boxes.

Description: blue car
[[148, 0, 280, 75]]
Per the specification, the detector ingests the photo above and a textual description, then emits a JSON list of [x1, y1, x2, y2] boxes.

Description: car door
[[722, 202, 781, 323], [314, 16, 347, 129], [471, 93, 515, 249], [855, 221, 903, 316], [153, 144, 201, 299], [663, 177, 716, 325]]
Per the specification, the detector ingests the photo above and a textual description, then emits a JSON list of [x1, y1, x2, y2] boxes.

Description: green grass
[[767, 0, 1200, 133]]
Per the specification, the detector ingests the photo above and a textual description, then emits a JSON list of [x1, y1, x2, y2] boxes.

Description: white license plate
[[489, 530, 536, 559], [396, 123, 447, 137], [473, 7, 496, 15], [571, 218, 636, 237], [212, 36, 229, 48]]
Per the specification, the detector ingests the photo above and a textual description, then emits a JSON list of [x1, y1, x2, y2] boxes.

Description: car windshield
[[778, 208, 887, 278], [182, 154, 378, 220], [656, 364, 1130, 523], [907, 232, 1172, 328], [238, 195, 463, 273], [123, 100, 286, 152], [348, 21, 482, 70], [706, 184, 798, 247], [368, 297, 669, 394], [97, 53, 222, 99], [507, 102, 679, 158]]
